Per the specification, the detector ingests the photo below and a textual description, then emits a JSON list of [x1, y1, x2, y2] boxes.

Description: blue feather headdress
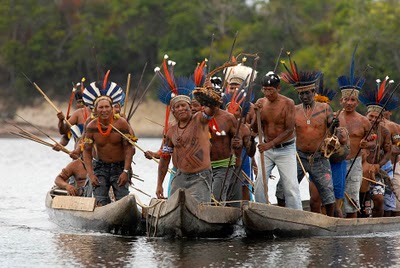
[[82, 71, 123, 109], [155, 55, 194, 106], [315, 74, 336, 103], [337, 45, 366, 98], [359, 76, 397, 113], [280, 52, 321, 92]]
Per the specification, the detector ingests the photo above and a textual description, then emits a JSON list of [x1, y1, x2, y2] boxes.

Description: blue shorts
[[330, 160, 346, 199]]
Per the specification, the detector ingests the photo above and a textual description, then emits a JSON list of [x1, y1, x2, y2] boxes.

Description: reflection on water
[[55, 233, 135, 267], [2, 138, 400, 267]]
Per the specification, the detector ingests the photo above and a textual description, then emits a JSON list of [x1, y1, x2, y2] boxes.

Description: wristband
[[123, 169, 129, 174]]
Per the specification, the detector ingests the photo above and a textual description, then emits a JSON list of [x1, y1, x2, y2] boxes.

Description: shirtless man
[[360, 108, 391, 217], [224, 93, 257, 201], [338, 89, 371, 218], [210, 106, 242, 204], [382, 109, 400, 216], [83, 82, 135, 206], [251, 71, 302, 209], [293, 83, 337, 216], [156, 92, 218, 203], [54, 159, 87, 196]]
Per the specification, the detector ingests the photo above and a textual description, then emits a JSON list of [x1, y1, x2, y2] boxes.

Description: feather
[[163, 106, 170, 136], [103, 70, 110, 90], [162, 57, 177, 95], [287, 52, 299, 82], [377, 76, 388, 102], [350, 44, 358, 86], [194, 59, 207, 86]]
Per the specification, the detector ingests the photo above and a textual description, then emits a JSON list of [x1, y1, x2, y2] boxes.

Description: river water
[[1, 138, 400, 267]]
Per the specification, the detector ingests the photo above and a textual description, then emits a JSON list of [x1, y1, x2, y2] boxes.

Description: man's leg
[[254, 150, 275, 204], [344, 157, 362, 218], [275, 144, 302, 210]]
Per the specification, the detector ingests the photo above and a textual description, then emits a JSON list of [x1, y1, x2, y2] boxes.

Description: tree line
[[1, 0, 400, 121]]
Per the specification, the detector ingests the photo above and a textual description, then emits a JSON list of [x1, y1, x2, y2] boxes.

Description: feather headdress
[[280, 52, 321, 92], [337, 45, 366, 98], [359, 76, 397, 113], [315, 74, 336, 103], [82, 70, 123, 109], [155, 55, 195, 136], [193, 58, 208, 87], [224, 57, 257, 92]]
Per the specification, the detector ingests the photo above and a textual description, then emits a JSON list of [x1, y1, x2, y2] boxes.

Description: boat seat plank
[[52, 196, 96, 212]]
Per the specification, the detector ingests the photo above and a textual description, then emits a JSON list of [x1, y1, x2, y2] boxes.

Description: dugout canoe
[[145, 188, 242, 238], [243, 201, 400, 238], [45, 188, 143, 235]]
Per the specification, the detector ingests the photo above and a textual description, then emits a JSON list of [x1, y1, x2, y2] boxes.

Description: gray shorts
[[296, 151, 335, 206], [344, 157, 362, 213], [92, 159, 129, 206], [170, 169, 212, 203]]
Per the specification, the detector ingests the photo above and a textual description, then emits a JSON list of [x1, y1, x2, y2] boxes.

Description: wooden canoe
[[45, 189, 143, 235], [145, 188, 242, 238], [243, 201, 400, 238]]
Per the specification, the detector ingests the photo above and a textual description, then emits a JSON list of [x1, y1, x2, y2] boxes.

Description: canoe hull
[[243, 201, 400, 238], [146, 188, 241, 238], [45, 191, 142, 235]]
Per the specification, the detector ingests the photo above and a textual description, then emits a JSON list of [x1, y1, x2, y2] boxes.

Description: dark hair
[[74, 91, 83, 100], [261, 72, 280, 88]]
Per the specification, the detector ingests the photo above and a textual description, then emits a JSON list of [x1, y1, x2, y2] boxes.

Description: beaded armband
[[127, 134, 138, 143], [393, 134, 400, 140], [202, 112, 214, 121], [84, 137, 93, 144], [162, 145, 174, 153]]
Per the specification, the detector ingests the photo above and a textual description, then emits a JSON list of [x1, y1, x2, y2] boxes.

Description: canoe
[[145, 188, 242, 238], [243, 201, 400, 238], [45, 188, 143, 235]]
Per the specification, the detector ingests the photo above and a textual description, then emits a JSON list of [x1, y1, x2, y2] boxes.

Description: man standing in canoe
[[278, 56, 337, 216], [359, 77, 393, 217], [82, 79, 135, 206], [337, 47, 371, 218], [156, 85, 220, 203], [251, 70, 302, 210]]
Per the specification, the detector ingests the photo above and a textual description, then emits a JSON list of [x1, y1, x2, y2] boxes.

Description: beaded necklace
[[97, 116, 113, 137]]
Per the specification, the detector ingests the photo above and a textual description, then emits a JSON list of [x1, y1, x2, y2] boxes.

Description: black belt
[[271, 139, 295, 149]]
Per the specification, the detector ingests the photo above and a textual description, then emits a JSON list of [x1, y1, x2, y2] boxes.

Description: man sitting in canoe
[[156, 85, 220, 203], [82, 77, 135, 206], [54, 158, 87, 196]]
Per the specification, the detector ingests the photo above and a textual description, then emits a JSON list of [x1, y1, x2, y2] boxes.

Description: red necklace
[[97, 116, 113, 137]]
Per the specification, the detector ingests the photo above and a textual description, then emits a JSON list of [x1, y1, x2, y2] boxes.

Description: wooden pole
[[108, 123, 174, 174], [256, 108, 269, 203], [123, 73, 131, 115]]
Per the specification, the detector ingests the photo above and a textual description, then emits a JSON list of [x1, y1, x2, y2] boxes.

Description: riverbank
[[2, 99, 165, 138]]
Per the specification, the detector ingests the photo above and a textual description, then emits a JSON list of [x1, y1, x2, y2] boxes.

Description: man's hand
[[118, 171, 129, 187], [258, 141, 274, 153], [156, 185, 165, 199], [144, 150, 159, 160], [254, 100, 262, 111], [57, 111, 65, 121], [331, 118, 340, 129], [52, 144, 62, 152], [360, 139, 368, 149], [65, 184, 77, 196], [231, 136, 243, 150], [89, 174, 100, 187]]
